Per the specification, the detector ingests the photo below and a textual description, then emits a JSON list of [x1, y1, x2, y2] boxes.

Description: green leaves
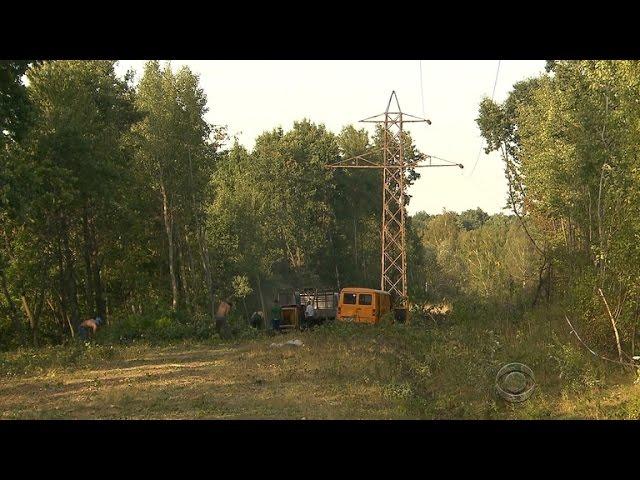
[[0, 60, 38, 145], [415, 209, 538, 304], [477, 60, 640, 349]]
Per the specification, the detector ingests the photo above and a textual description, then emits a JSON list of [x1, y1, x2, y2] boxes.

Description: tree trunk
[[532, 261, 547, 307], [197, 226, 215, 323], [82, 206, 96, 315], [160, 180, 178, 311], [87, 210, 106, 322], [632, 322, 636, 359], [598, 288, 624, 363], [354, 216, 358, 282], [256, 273, 267, 329], [187, 147, 213, 320], [597, 163, 608, 282], [184, 227, 198, 310], [21, 295, 36, 346], [177, 236, 191, 313], [48, 297, 69, 338], [0, 269, 23, 336], [62, 218, 80, 331], [21, 295, 37, 347], [587, 188, 593, 246], [57, 239, 71, 336], [545, 262, 552, 302], [242, 297, 248, 324], [93, 257, 106, 322], [328, 230, 341, 290]]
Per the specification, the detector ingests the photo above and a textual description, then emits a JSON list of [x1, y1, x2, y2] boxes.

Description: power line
[[470, 60, 501, 177], [416, 62, 464, 172], [490, 59, 501, 99], [419, 60, 426, 118]]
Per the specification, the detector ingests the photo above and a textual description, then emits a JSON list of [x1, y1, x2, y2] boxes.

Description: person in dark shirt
[[270, 299, 282, 331], [250, 311, 263, 329]]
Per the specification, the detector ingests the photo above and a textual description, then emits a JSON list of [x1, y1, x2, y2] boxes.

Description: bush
[[547, 333, 605, 393], [94, 309, 273, 345], [0, 320, 20, 351], [379, 312, 395, 326], [98, 310, 211, 343]]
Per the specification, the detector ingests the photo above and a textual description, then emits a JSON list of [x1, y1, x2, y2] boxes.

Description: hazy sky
[[115, 60, 546, 215]]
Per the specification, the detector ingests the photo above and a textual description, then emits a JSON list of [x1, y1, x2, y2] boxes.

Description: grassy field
[[1, 312, 639, 419]]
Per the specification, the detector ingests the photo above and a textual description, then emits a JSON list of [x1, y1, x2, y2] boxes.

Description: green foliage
[[477, 60, 640, 355], [132, 61, 222, 314], [379, 312, 395, 326], [412, 208, 537, 306], [457, 208, 490, 231], [0, 60, 39, 145], [1, 60, 140, 345], [2, 59, 443, 347], [232, 275, 252, 299], [99, 311, 220, 343], [548, 335, 605, 394]]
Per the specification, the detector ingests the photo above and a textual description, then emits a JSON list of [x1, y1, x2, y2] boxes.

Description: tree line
[[0, 60, 429, 346]]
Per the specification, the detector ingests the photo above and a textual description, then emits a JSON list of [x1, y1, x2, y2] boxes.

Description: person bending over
[[78, 316, 103, 341]]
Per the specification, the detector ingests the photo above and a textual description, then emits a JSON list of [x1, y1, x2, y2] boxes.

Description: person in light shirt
[[304, 301, 315, 328]]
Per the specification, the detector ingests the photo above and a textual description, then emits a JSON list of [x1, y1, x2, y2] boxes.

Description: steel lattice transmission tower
[[327, 91, 463, 314]]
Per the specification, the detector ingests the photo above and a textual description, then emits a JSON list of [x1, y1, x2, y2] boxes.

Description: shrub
[[379, 312, 395, 326], [547, 333, 604, 393], [98, 310, 197, 343]]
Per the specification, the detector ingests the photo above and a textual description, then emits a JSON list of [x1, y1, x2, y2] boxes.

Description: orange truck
[[336, 287, 391, 324]]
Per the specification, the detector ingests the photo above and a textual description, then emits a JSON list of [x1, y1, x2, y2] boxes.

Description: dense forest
[[1, 60, 638, 363]]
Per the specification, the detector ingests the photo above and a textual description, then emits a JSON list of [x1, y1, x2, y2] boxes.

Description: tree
[[1, 60, 138, 344], [133, 61, 220, 315], [457, 208, 489, 231]]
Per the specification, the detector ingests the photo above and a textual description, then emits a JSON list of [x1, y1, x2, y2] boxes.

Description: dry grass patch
[[1, 319, 639, 419]]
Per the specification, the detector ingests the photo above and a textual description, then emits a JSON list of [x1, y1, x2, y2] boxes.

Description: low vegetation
[[1, 304, 638, 419]]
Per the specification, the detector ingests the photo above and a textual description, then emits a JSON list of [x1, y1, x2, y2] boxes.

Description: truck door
[[340, 291, 358, 320], [358, 293, 375, 323]]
